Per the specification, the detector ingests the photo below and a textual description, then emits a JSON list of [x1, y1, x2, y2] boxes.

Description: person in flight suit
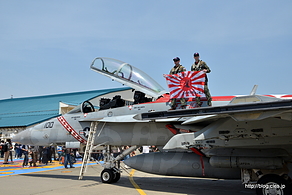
[[167, 57, 187, 110], [191, 52, 212, 106]]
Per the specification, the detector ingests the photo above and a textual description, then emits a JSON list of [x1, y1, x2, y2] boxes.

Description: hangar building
[[0, 87, 132, 139]]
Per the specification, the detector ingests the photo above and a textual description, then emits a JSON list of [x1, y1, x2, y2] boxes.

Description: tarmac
[[0, 157, 255, 195]]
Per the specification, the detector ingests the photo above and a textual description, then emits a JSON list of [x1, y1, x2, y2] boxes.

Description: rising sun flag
[[165, 71, 206, 99]]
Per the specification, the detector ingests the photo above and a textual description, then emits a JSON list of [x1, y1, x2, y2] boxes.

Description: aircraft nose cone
[[12, 129, 32, 145]]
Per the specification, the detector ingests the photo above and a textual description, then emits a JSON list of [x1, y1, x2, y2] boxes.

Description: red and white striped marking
[[57, 116, 87, 144]]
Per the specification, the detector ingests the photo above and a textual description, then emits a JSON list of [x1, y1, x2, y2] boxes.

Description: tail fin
[[250, 85, 258, 95]]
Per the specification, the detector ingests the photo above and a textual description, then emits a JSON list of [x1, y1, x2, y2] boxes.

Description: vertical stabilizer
[[250, 85, 258, 95]]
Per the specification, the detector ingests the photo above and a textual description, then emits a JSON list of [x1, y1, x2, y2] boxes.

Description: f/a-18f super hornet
[[13, 57, 292, 195]]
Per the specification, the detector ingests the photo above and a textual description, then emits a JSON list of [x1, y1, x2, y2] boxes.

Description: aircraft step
[[79, 121, 99, 180]]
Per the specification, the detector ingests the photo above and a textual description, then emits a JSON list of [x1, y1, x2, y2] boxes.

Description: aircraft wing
[[90, 57, 167, 98], [80, 114, 184, 123], [134, 98, 292, 122]]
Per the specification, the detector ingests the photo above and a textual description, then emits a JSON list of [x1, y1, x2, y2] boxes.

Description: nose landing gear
[[101, 168, 120, 183], [100, 145, 137, 183]]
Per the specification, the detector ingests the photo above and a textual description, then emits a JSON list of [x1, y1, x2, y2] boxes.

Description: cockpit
[[99, 95, 125, 110], [67, 89, 155, 114], [99, 90, 153, 110], [68, 101, 95, 114], [67, 57, 168, 114]]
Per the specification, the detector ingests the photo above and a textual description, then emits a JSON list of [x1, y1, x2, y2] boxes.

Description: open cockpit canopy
[[90, 57, 167, 98]]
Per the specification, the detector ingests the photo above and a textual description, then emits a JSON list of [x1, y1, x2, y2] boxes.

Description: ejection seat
[[82, 101, 95, 113], [99, 95, 125, 110], [133, 91, 153, 104]]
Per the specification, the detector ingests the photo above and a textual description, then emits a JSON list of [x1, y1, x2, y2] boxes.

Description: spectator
[[64, 148, 74, 169], [29, 146, 38, 167], [42, 146, 49, 165], [14, 143, 22, 159], [51, 146, 57, 161], [97, 150, 104, 161], [123, 146, 130, 160], [47, 146, 52, 163], [8, 140, 14, 163], [0, 140, 5, 158], [22, 144, 29, 167], [38, 146, 44, 163], [57, 145, 62, 160], [150, 145, 159, 152], [3, 139, 13, 164]]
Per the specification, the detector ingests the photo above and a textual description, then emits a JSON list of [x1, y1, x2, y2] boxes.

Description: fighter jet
[[13, 57, 234, 181], [13, 57, 292, 195]]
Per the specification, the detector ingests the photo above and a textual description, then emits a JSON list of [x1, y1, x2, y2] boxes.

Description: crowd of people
[[0, 140, 78, 169], [1, 139, 160, 169], [90, 145, 158, 163]]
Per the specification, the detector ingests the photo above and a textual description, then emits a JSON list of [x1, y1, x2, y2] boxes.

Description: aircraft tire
[[101, 169, 115, 183], [256, 174, 292, 195], [112, 172, 121, 183]]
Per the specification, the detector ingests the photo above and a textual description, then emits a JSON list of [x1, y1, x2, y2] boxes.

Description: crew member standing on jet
[[165, 57, 187, 110], [191, 53, 212, 106]]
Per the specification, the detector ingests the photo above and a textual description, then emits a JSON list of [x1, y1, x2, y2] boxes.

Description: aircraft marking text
[[44, 122, 54, 128]]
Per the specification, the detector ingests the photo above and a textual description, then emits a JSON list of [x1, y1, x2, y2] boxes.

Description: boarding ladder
[[79, 121, 99, 180]]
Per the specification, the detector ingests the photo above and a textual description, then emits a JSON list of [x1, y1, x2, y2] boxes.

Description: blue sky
[[1, 1, 291, 100]]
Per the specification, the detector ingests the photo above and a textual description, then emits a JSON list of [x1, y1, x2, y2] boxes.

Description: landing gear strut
[[100, 145, 137, 183]]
